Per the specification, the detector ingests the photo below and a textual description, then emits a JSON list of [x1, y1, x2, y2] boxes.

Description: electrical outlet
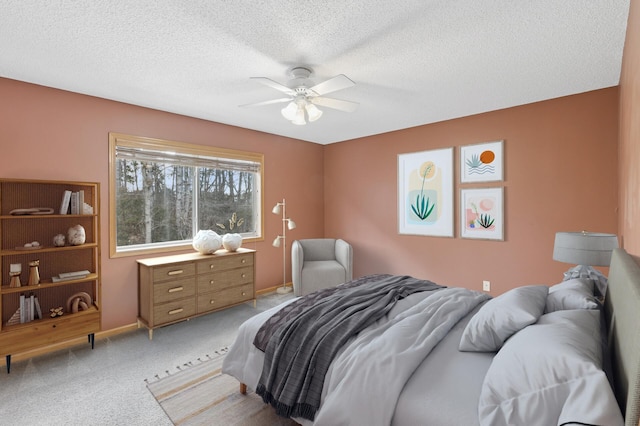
[[482, 280, 491, 292]]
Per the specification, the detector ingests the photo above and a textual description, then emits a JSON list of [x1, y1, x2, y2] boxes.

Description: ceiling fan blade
[[240, 98, 291, 108], [251, 77, 295, 95], [311, 96, 359, 112], [309, 74, 355, 96]]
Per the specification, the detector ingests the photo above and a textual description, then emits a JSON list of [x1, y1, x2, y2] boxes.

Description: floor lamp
[[272, 199, 296, 294]]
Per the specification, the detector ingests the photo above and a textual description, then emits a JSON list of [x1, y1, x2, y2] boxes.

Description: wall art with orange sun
[[398, 147, 454, 237], [460, 187, 504, 240], [460, 140, 503, 183]]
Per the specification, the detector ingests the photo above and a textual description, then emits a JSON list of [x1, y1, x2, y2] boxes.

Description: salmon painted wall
[[619, 0, 640, 255], [324, 88, 619, 295], [0, 78, 325, 330]]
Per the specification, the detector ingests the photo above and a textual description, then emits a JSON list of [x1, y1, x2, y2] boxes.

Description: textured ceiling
[[0, 1, 630, 145]]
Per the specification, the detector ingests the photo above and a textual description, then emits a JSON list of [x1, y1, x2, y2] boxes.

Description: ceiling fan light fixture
[[281, 101, 298, 121], [305, 103, 323, 122], [292, 106, 306, 125]]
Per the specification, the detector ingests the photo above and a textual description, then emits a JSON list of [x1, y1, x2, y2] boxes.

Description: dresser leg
[[149, 329, 153, 340], [240, 383, 247, 394], [89, 333, 95, 349], [5, 355, 10, 374]]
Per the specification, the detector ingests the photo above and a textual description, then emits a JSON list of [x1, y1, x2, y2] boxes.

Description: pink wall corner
[[324, 88, 619, 295], [0, 78, 324, 330], [619, 0, 640, 256]]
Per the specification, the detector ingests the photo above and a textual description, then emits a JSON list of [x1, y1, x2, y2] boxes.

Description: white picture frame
[[398, 147, 454, 237], [460, 187, 504, 241], [460, 140, 504, 183]]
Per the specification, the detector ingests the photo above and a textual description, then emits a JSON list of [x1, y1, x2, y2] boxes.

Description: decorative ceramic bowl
[[192, 230, 222, 254], [222, 233, 243, 252]]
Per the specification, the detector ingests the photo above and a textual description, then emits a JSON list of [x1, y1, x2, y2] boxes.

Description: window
[[109, 133, 263, 257]]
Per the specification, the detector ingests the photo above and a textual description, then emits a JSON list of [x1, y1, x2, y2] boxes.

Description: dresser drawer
[[196, 253, 254, 273], [197, 283, 254, 314], [153, 299, 197, 325], [152, 262, 196, 282], [197, 266, 254, 293], [153, 277, 196, 304]]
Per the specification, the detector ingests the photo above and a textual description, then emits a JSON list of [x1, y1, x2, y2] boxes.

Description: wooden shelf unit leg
[[5, 355, 11, 374]]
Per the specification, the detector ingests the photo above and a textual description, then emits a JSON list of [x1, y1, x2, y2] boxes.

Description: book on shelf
[[19, 294, 25, 323], [78, 190, 85, 214], [34, 295, 42, 320], [70, 191, 79, 215], [52, 270, 90, 282], [59, 190, 72, 214], [29, 293, 35, 321], [58, 270, 91, 279]]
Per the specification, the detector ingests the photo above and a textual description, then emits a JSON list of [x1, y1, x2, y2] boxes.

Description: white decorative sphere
[[192, 230, 222, 254], [67, 224, 86, 246], [53, 234, 66, 247], [222, 233, 243, 252]]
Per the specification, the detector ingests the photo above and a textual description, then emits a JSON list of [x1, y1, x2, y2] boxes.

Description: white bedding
[[222, 288, 492, 425], [222, 279, 624, 425]]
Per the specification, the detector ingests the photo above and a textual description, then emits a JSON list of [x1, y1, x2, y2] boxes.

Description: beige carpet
[[146, 348, 298, 425]]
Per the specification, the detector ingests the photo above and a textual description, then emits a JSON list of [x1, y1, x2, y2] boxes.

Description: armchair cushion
[[291, 238, 353, 297]]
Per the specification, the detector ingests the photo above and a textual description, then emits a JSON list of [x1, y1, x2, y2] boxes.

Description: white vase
[[192, 230, 222, 254], [222, 233, 243, 252], [67, 225, 86, 246]]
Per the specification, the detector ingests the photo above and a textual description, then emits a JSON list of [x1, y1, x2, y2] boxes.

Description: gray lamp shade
[[552, 232, 619, 266]]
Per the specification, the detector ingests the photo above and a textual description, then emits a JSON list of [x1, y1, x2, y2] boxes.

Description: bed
[[222, 248, 640, 425]]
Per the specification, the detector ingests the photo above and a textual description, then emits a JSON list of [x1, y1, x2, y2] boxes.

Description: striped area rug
[[146, 348, 297, 425]]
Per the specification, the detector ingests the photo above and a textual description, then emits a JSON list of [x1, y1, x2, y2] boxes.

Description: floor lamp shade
[[552, 232, 619, 266]]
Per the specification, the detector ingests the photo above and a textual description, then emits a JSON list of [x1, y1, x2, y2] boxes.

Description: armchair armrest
[[335, 239, 353, 282], [291, 240, 304, 296]]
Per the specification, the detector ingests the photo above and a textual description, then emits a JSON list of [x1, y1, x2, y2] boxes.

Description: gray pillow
[[478, 309, 623, 426], [545, 278, 600, 313], [458, 285, 548, 352]]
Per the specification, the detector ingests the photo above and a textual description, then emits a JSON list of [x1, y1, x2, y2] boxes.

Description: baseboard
[[0, 286, 290, 368], [257, 282, 292, 295]]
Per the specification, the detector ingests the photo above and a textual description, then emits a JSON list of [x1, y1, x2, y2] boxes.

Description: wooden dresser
[[137, 248, 255, 339]]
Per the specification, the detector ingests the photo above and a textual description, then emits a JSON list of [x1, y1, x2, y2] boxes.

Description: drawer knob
[[168, 308, 184, 315], [210, 280, 215, 284], [168, 286, 184, 293], [242, 292, 246, 296], [241, 273, 246, 278], [210, 264, 215, 269], [241, 259, 246, 264], [210, 300, 215, 305], [167, 269, 184, 276]]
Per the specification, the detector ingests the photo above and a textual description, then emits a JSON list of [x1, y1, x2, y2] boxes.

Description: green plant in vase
[[411, 162, 436, 221]]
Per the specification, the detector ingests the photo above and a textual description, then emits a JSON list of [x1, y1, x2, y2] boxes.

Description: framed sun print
[[398, 147, 454, 237], [460, 140, 503, 183], [460, 187, 504, 240]]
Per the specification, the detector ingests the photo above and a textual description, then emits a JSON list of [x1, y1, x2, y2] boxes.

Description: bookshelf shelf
[[0, 178, 101, 373]]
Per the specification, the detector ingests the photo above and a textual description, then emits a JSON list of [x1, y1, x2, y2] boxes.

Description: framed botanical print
[[460, 187, 504, 240], [398, 147, 454, 237], [460, 140, 503, 183]]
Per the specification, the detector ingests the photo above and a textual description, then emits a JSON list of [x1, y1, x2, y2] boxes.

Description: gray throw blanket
[[255, 274, 444, 421]]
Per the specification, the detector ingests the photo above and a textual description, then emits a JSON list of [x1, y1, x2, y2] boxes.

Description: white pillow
[[458, 285, 548, 352], [478, 309, 623, 426], [545, 278, 600, 313]]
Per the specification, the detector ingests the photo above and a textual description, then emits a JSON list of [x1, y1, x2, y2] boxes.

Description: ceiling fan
[[241, 66, 358, 125]]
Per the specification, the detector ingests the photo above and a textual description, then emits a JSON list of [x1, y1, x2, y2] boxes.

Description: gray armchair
[[291, 238, 353, 297]]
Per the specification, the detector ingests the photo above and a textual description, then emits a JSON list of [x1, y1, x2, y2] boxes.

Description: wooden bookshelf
[[0, 179, 101, 373]]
